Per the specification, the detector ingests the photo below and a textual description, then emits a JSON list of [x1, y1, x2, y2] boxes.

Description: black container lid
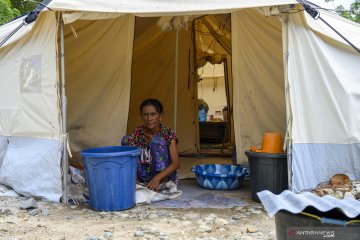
[[245, 150, 287, 158]]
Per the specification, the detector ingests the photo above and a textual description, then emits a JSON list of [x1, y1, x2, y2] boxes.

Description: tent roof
[[1, 1, 359, 50], [48, 0, 297, 16]]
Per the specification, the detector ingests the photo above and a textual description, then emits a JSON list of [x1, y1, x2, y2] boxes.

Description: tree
[[10, 0, 41, 15], [326, 0, 360, 23], [0, 0, 20, 25]]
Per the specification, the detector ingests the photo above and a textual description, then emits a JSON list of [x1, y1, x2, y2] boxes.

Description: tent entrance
[[197, 62, 233, 157], [194, 15, 234, 158]]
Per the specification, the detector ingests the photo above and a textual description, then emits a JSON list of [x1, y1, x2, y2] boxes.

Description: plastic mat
[[152, 179, 251, 208]]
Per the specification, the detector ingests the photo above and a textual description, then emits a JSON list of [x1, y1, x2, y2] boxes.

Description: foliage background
[[0, 0, 41, 25], [326, 0, 360, 22]]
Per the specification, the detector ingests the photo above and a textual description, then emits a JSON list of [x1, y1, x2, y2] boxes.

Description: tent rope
[[296, 0, 360, 54], [0, 0, 52, 48], [0, 21, 25, 48]]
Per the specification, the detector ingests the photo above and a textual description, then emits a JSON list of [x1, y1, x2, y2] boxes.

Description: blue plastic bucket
[[80, 146, 140, 211]]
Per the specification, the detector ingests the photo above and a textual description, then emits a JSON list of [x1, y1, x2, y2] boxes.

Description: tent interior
[[65, 9, 285, 171]]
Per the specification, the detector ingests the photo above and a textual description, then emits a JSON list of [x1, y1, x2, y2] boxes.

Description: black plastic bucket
[[245, 150, 288, 202], [275, 209, 360, 240]]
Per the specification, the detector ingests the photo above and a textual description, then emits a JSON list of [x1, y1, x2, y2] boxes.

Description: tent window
[[20, 55, 42, 93]]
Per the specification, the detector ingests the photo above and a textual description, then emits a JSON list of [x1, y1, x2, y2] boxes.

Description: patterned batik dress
[[121, 124, 178, 183]]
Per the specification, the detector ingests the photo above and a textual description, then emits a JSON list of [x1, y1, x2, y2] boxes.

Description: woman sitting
[[122, 98, 180, 191]]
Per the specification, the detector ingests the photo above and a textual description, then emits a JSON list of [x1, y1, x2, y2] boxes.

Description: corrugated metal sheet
[[258, 190, 360, 218]]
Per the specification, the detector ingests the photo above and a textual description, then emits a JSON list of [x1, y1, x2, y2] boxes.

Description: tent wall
[[288, 12, 360, 191], [0, 12, 60, 139], [0, 12, 62, 202], [64, 16, 135, 152], [232, 9, 286, 163], [128, 17, 197, 154]]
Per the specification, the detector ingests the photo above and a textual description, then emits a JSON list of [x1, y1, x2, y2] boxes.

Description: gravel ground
[[0, 196, 276, 240]]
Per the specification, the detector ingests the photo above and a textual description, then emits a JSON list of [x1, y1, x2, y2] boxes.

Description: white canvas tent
[[0, 0, 359, 202]]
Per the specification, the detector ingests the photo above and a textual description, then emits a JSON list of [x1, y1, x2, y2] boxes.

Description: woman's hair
[[140, 98, 163, 114]]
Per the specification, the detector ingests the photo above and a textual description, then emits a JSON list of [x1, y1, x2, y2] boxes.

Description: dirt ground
[[0, 195, 276, 240]]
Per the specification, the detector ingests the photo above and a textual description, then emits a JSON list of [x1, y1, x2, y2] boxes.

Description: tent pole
[[192, 21, 200, 156], [281, 13, 292, 191], [60, 16, 69, 204], [174, 30, 179, 132]]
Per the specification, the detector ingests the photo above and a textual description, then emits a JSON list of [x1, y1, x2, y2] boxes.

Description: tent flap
[[0, 136, 62, 202], [232, 9, 286, 163], [288, 12, 360, 191], [65, 15, 135, 152]]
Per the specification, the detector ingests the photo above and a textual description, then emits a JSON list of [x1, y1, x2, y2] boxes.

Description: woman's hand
[[147, 174, 162, 191], [147, 139, 180, 191]]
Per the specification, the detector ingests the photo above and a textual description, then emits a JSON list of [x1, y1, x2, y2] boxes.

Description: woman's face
[[141, 105, 161, 129]]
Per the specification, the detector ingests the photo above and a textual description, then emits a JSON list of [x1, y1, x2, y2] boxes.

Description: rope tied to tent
[[296, 0, 360, 54], [0, 21, 25, 48], [0, 0, 53, 48]]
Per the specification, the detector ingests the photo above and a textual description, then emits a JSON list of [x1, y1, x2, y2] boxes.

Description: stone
[[181, 221, 192, 226], [205, 213, 217, 222], [199, 225, 212, 233], [197, 220, 206, 225], [168, 218, 181, 225], [215, 218, 228, 225], [0, 208, 12, 215], [231, 215, 242, 220], [147, 213, 159, 219], [41, 208, 50, 216], [16, 212, 26, 218], [239, 227, 247, 234], [103, 231, 113, 239], [228, 219, 236, 225], [19, 198, 38, 210], [183, 213, 200, 220], [85, 237, 99, 240], [28, 209, 40, 216], [134, 231, 144, 237], [147, 228, 160, 236], [157, 210, 169, 217], [136, 227, 147, 232], [250, 210, 262, 215], [246, 225, 258, 233]]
